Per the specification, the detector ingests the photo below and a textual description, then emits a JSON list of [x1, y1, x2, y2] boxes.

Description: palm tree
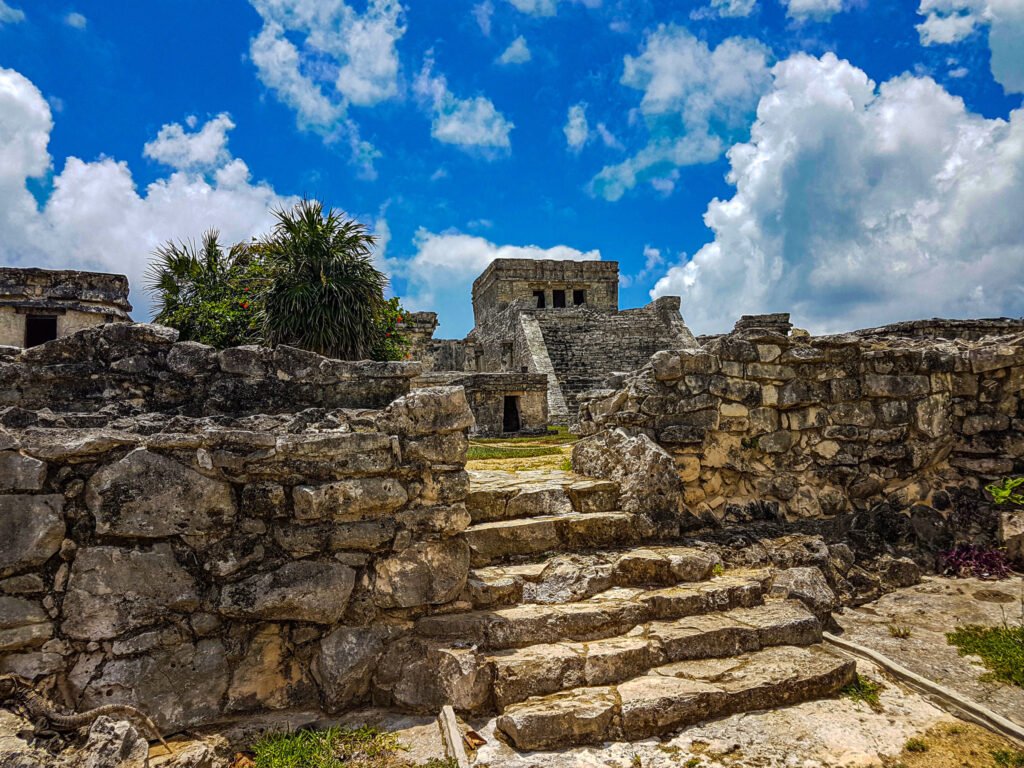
[[258, 199, 387, 360]]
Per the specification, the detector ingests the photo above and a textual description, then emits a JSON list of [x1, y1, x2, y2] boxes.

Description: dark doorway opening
[[553, 289, 566, 308], [573, 289, 586, 305], [502, 396, 521, 433], [25, 315, 58, 348], [533, 290, 546, 308]]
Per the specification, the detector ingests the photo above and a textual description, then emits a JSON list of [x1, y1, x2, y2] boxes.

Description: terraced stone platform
[[375, 469, 857, 753]]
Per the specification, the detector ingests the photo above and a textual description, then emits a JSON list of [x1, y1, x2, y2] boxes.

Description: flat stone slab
[[496, 643, 856, 750], [467, 546, 724, 608], [416, 572, 767, 650], [466, 470, 619, 523], [465, 512, 641, 566]]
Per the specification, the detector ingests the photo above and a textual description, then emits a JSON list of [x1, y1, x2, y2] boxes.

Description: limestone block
[[758, 431, 793, 454], [1000, 509, 1024, 563], [83, 639, 229, 729], [778, 379, 826, 409], [227, 624, 311, 712], [0, 494, 64, 575], [373, 538, 470, 608], [218, 344, 272, 377], [829, 401, 875, 427], [677, 349, 720, 375], [273, 520, 395, 557], [401, 432, 468, 464], [62, 545, 199, 639], [79, 716, 150, 768], [0, 452, 45, 491], [375, 638, 493, 713], [769, 567, 836, 623], [378, 386, 474, 436], [708, 376, 761, 406], [166, 340, 218, 375], [862, 374, 930, 398], [86, 449, 235, 538], [313, 625, 400, 710], [219, 560, 355, 623], [969, 345, 1024, 373], [651, 350, 681, 381], [292, 477, 408, 522], [962, 413, 1010, 435], [0, 596, 52, 652]]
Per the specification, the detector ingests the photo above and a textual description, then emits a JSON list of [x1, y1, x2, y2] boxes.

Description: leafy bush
[[938, 545, 1013, 580]]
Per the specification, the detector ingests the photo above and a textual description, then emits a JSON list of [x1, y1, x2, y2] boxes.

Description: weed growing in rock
[[946, 623, 1024, 688], [840, 674, 884, 711], [986, 477, 1024, 507], [905, 737, 929, 753], [888, 623, 913, 639], [251, 726, 456, 768]]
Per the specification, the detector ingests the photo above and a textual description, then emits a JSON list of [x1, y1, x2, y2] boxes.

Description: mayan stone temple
[[0, 261, 1022, 767]]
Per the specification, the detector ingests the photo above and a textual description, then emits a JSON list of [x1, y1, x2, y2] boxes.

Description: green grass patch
[[466, 444, 564, 461], [946, 624, 1024, 688], [904, 737, 929, 753], [840, 674, 884, 711], [472, 426, 578, 445], [251, 726, 457, 768]]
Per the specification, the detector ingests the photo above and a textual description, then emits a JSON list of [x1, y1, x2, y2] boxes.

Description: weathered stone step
[[496, 643, 856, 751], [465, 546, 723, 609], [466, 469, 619, 524], [489, 599, 820, 708], [415, 571, 767, 650], [465, 512, 647, 567]]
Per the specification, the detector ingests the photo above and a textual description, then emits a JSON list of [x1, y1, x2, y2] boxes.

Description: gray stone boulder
[[378, 387, 474, 437], [572, 428, 693, 526], [82, 639, 229, 730], [0, 452, 45, 491], [312, 625, 401, 711], [292, 477, 408, 522], [219, 560, 355, 623], [79, 716, 149, 768], [62, 545, 199, 639], [0, 495, 64, 576], [769, 567, 836, 624], [1000, 509, 1024, 564], [373, 538, 470, 608], [86, 449, 235, 538], [0, 596, 52, 652]]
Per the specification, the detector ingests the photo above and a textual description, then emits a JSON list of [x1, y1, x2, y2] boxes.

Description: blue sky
[[1, 0, 1022, 337]]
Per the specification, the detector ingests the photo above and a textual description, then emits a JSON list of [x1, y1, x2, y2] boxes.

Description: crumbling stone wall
[[0, 324, 475, 731], [0, 323, 420, 414], [576, 316, 1024, 556], [413, 371, 549, 436]]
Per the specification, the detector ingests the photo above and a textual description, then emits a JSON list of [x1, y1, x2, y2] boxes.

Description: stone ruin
[[406, 258, 695, 431], [0, 268, 132, 350], [0, 263, 1021, 760]]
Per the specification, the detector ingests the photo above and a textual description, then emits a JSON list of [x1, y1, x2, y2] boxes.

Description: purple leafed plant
[[938, 545, 1013, 580]]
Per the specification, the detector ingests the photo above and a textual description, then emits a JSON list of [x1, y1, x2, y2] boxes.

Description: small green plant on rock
[[986, 477, 1024, 507], [993, 748, 1024, 767], [251, 726, 455, 768], [904, 737, 929, 753], [840, 674, 884, 711], [711, 562, 725, 577], [947, 622, 1024, 688], [888, 623, 913, 639]]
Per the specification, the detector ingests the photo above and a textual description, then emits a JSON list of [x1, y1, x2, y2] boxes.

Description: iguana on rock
[[0, 674, 169, 751]]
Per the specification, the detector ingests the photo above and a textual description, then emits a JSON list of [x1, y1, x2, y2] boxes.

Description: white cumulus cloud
[[0, 66, 298, 321], [397, 229, 600, 334], [414, 56, 514, 151], [498, 35, 532, 65], [507, 0, 601, 16], [917, 0, 1024, 94], [782, 0, 844, 21], [64, 11, 87, 29], [564, 103, 589, 151], [0, 0, 24, 24], [591, 26, 771, 201], [651, 52, 1024, 335], [474, 0, 494, 34], [709, 0, 758, 17]]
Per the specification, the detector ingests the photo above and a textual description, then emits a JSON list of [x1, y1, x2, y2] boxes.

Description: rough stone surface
[[0, 495, 64, 575], [86, 449, 235, 538], [373, 538, 470, 608], [218, 560, 355, 623], [79, 716, 149, 768]]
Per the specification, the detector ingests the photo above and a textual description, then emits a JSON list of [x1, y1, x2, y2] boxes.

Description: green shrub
[[840, 674, 884, 711], [904, 737, 928, 753], [986, 477, 1024, 507]]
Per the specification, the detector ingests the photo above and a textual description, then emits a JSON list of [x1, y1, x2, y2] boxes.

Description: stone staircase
[[380, 470, 857, 753]]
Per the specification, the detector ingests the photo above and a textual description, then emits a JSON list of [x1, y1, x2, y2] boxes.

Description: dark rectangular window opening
[[573, 289, 586, 306], [25, 315, 58, 348], [533, 290, 546, 308], [553, 289, 566, 308], [502, 395, 521, 433]]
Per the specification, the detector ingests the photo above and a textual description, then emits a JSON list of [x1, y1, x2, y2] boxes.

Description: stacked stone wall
[[576, 320, 1024, 554], [0, 324, 475, 731], [0, 323, 420, 414]]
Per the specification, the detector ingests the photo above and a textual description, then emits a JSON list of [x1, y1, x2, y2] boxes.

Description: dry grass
[[883, 722, 1024, 768]]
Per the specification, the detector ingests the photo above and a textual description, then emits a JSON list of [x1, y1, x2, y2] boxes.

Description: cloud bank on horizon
[[0, 0, 1022, 336]]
